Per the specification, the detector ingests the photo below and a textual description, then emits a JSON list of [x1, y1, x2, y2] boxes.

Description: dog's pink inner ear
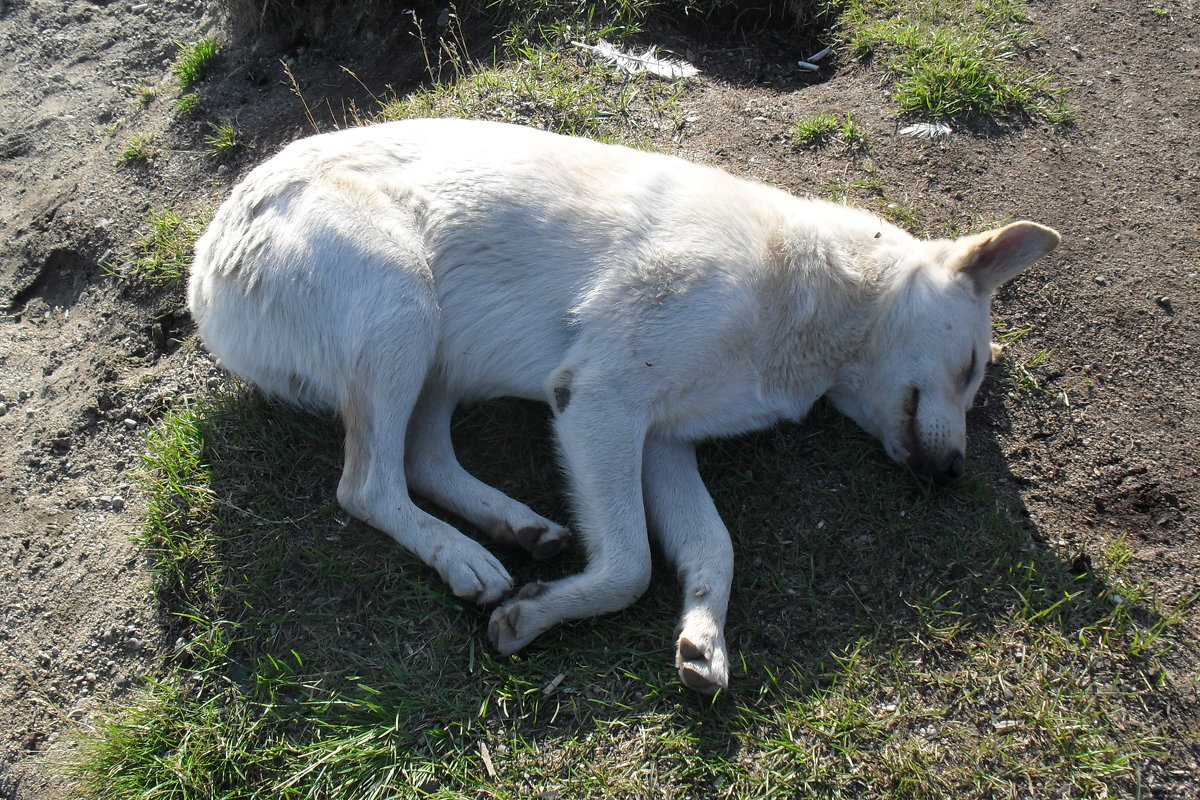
[[955, 221, 1061, 295]]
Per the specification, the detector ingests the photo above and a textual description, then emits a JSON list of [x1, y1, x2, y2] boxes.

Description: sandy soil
[[0, 0, 1196, 797]]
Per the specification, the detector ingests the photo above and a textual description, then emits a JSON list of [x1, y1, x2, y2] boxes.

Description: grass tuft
[[793, 111, 866, 149], [171, 38, 219, 92], [836, 0, 1069, 121], [116, 133, 157, 165], [204, 122, 240, 156], [129, 208, 207, 284], [174, 91, 201, 113], [792, 110, 840, 146], [133, 81, 157, 108]]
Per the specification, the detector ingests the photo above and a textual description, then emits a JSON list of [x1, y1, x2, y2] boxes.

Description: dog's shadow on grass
[[172, 379, 1164, 788]]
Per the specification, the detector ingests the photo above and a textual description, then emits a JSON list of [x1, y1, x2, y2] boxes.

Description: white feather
[[572, 40, 699, 80], [898, 122, 954, 139]]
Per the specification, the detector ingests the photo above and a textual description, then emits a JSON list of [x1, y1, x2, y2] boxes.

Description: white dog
[[188, 118, 1058, 692]]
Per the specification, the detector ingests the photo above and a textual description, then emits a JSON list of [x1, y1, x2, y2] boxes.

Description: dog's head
[[826, 221, 1060, 484]]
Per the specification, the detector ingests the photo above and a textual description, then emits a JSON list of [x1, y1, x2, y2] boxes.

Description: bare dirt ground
[[0, 0, 1197, 797]]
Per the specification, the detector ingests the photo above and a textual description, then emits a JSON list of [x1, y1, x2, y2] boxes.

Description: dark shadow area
[[145, 365, 1172, 793]]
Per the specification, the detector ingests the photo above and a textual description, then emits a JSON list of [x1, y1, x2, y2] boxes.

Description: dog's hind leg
[[643, 436, 733, 693], [336, 328, 514, 606], [405, 385, 570, 560], [487, 381, 652, 653]]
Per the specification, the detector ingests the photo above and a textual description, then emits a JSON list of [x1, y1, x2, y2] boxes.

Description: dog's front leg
[[643, 436, 734, 693], [488, 385, 652, 654]]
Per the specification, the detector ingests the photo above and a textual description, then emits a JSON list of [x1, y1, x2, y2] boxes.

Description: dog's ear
[[952, 221, 1060, 295]]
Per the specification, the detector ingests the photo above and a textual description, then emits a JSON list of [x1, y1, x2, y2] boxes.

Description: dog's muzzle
[[910, 450, 966, 485]]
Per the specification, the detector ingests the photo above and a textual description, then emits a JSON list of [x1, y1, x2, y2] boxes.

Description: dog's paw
[[514, 523, 570, 561], [488, 582, 553, 654], [433, 543, 513, 606], [492, 519, 570, 560], [676, 632, 729, 694]]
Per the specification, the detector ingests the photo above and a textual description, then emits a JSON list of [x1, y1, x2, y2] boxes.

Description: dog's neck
[[751, 219, 905, 410]]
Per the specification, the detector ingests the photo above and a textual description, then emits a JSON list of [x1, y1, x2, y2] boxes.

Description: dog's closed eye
[[959, 349, 979, 391]]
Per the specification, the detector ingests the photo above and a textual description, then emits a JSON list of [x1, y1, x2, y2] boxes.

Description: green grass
[[116, 133, 157, 165], [205, 122, 240, 156], [836, 0, 1070, 122], [793, 111, 866, 149], [69, 384, 1189, 798], [170, 38, 218, 114], [174, 91, 201, 113], [129, 208, 207, 283], [792, 111, 841, 146], [172, 38, 219, 91], [378, 43, 688, 139]]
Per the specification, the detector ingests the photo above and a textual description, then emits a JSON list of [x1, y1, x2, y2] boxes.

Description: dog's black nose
[[932, 452, 965, 485]]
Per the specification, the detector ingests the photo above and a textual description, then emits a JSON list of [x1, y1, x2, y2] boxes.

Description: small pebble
[[122, 418, 138, 430], [110, 496, 125, 511], [0, 402, 7, 416]]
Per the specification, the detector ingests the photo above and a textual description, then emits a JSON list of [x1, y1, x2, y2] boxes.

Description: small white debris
[[478, 742, 497, 779], [572, 40, 699, 80], [542, 672, 566, 695], [898, 122, 954, 139], [806, 47, 832, 62], [796, 60, 820, 72], [122, 418, 139, 430], [993, 719, 1020, 733]]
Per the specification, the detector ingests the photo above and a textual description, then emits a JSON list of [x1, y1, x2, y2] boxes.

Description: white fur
[[188, 118, 1059, 692]]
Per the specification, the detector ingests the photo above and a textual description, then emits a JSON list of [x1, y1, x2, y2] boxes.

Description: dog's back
[[189, 118, 809, 408]]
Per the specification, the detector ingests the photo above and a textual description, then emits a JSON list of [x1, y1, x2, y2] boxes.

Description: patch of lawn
[[70, 384, 1186, 798], [129, 208, 207, 284], [378, 43, 688, 140], [836, 0, 1070, 122]]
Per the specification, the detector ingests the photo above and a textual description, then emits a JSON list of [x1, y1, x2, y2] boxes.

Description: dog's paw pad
[[488, 603, 522, 651], [514, 523, 569, 561], [679, 663, 725, 694], [488, 587, 556, 655], [678, 637, 710, 663], [532, 528, 570, 560], [676, 635, 728, 695]]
